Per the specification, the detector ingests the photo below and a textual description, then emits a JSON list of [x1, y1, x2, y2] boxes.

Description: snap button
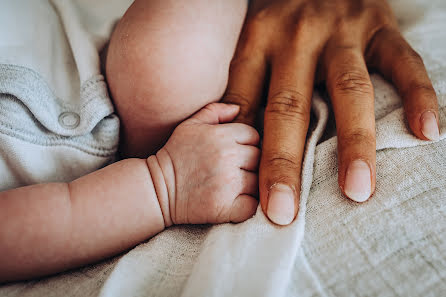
[[58, 111, 80, 129]]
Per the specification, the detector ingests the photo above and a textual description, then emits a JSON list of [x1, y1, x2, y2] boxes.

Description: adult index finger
[[220, 20, 268, 126]]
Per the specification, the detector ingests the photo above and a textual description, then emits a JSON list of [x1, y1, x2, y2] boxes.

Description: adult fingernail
[[267, 184, 296, 226], [344, 160, 372, 203], [421, 111, 439, 141]]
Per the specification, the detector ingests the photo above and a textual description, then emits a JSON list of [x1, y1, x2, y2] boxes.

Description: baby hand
[[152, 103, 260, 225]]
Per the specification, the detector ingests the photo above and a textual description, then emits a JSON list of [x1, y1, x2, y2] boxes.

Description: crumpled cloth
[[1, 0, 445, 296]]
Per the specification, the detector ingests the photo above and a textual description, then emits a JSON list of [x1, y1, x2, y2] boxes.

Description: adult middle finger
[[260, 39, 322, 225]]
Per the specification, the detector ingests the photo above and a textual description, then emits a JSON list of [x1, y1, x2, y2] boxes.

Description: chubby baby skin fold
[[0, 104, 260, 283]]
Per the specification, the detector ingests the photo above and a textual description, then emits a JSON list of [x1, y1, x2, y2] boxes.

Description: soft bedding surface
[[1, 0, 446, 296]]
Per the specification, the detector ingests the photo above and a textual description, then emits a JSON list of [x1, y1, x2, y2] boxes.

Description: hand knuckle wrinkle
[[341, 129, 375, 147], [224, 91, 255, 118], [333, 71, 373, 95], [224, 92, 251, 109], [265, 155, 300, 171], [403, 83, 436, 100], [396, 45, 422, 62], [267, 90, 309, 120], [393, 52, 423, 74]]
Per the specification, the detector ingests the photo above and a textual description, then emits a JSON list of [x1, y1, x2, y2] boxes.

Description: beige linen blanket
[[1, 0, 445, 296]]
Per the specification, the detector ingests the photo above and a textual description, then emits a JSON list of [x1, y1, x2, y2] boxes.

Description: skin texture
[[221, 0, 439, 224], [106, 0, 249, 156], [0, 103, 259, 283], [1, 0, 439, 282], [159, 103, 260, 225], [108, 0, 439, 226]]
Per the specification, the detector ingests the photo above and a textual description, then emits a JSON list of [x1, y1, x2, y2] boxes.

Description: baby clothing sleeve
[[0, 0, 124, 191]]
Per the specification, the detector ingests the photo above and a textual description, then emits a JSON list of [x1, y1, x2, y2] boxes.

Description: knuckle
[[263, 153, 300, 172], [332, 71, 373, 95], [407, 49, 423, 62], [223, 91, 253, 118], [340, 128, 375, 149], [266, 89, 310, 122], [250, 8, 270, 28], [395, 46, 423, 66], [410, 83, 435, 94], [395, 53, 425, 79], [289, 5, 333, 50], [297, 2, 320, 23], [404, 83, 436, 100], [332, 20, 350, 38], [388, 47, 436, 99], [290, 13, 319, 44], [242, 13, 270, 51], [333, 17, 349, 30], [366, 5, 394, 26]]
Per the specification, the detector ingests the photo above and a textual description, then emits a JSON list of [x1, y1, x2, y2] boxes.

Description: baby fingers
[[228, 171, 259, 223], [236, 145, 261, 172], [229, 194, 258, 223]]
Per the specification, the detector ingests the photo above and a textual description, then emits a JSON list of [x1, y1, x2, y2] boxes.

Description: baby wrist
[[146, 152, 174, 227]]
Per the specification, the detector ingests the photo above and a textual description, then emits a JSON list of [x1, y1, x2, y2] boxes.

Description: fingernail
[[421, 111, 440, 141], [267, 184, 296, 226], [344, 160, 372, 203]]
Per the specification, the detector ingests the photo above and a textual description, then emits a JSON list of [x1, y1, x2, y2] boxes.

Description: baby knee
[[105, 2, 235, 126], [104, 0, 247, 157]]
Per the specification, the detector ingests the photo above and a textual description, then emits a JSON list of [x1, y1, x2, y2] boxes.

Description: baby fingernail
[[421, 111, 440, 141], [344, 160, 372, 203], [267, 184, 296, 226]]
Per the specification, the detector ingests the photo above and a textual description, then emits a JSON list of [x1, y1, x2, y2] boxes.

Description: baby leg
[[106, 0, 248, 157]]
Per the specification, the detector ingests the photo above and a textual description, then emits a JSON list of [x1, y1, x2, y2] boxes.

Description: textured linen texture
[[0, 0, 445, 296]]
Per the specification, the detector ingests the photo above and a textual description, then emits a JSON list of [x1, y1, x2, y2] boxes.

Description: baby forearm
[[0, 158, 165, 283]]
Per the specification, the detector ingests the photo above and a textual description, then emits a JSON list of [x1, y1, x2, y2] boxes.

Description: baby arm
[[0, 158, 165, 283], [0, 103, 259, 283]]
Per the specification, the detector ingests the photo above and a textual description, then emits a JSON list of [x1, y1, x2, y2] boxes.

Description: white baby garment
[[0, 0, 130, 190]]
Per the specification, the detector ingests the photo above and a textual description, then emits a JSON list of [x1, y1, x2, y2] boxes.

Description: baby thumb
[[187, 103, 240, 125]]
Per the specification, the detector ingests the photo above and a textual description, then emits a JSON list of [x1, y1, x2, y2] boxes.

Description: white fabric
[[1, 0, 446, 296], [0, 0, 124, 191]]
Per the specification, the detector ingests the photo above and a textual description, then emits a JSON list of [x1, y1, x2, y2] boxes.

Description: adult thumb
[[187, 103, 240, 125]]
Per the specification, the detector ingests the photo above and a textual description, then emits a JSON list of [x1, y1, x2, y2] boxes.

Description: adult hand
[[222, 0, 439, 225]]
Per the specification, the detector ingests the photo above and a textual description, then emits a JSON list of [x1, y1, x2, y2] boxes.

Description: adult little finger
[[367, 27, 440, 141]]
